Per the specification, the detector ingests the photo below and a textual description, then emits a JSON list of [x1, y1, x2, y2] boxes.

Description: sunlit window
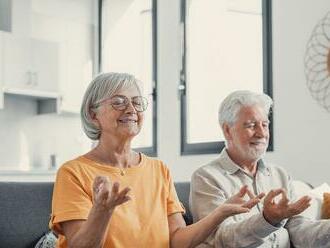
[[181, 0, 272, 154], [101, 0, 157, 154]]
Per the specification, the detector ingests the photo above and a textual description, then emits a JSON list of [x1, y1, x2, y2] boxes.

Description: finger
[[98, 183, 110, 202], [257, 192, 265, 200], [109, 186, 131, 208], [93, 176, 111, 203], [264, 189, 284, 205], [245, 188, 256, 200], [288, 196, 311, 215], [114, 187, 131, 206], [93, 176, 106, 193], [95, 176, 112, 192], [289, 197, 310, 212], [278, 190, 289, 206], [116, 195, 131, 205], [111, 182, 120, 199], [242, 197, 260, 209], [117, 187, 131, 199], [109, 182, 120, 202]]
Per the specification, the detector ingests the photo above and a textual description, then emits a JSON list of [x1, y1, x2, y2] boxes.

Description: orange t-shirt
[[50, 153, 184, 248]]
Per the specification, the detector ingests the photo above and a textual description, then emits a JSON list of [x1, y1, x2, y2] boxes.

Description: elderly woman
[[50, 73, 263, 248]]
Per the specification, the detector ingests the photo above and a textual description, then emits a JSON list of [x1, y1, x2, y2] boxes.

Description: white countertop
[[0, 170, 57, 175]]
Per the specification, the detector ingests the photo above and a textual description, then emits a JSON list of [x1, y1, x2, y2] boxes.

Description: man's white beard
[[237, 143, 268, 161]]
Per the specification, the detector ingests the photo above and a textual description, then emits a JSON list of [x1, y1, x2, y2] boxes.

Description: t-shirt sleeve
[[49, 164, 92, 235], [165, 167, 185, 216]]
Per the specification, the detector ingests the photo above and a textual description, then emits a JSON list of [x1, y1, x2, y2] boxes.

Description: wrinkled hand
[[219, 185, 265, 217], [263, 188, 311, 225], [92, 176, 131, 213]]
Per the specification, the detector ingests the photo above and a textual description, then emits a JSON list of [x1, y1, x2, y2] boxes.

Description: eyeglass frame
[[93, 95, 149, 112]]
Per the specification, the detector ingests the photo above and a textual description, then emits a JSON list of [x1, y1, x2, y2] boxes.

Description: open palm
[[220, 185, 265, 217], [263, 189, 311, 225], [92, 176, 131, 212]]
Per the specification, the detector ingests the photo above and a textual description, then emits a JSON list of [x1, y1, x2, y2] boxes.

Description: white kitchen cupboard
[[0, 31, 60, 113], [0, 0, 97, 114], [2, 32, 60, 94], [2, 33, 32, 91], [0, 0, 61, 113]]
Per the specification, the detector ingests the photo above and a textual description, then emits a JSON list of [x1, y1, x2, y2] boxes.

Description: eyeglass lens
[[110, 95, 148, 112]]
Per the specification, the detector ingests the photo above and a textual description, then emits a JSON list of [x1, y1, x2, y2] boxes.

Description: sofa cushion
[[292, 180, 321, 220], [0, 181, 192, 248], [0, 182, 54, 248], [174, 182, 193, 225]]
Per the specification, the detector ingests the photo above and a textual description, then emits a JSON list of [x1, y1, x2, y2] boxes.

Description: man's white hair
[[218, 90, 273, 128]]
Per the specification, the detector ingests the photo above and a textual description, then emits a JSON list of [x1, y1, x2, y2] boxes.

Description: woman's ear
[[89, 109, 100, 128]]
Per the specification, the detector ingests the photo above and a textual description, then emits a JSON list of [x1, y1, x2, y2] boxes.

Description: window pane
[[185, 0, 264, 144], [102, 0, 154, 149]]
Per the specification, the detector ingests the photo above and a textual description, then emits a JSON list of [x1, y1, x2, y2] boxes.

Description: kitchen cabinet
[[0, 31, 60, 113], [2, 32, 59, 93], [0, 0, 60, 113], [0, 0, 96, 114]]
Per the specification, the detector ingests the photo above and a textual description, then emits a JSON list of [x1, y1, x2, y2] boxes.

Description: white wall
[[268, 0, 330, 185], [157, 0, 330, 185]]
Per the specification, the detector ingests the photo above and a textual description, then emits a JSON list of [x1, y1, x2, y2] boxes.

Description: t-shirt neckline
[[78, 153, 146, 175]]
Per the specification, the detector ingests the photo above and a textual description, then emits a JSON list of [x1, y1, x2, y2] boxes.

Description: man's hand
[[92, 176, 131, 213], [219, 185, 265, 217], [263, 188, 311, 225]]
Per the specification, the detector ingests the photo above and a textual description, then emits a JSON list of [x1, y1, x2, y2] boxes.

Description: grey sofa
[[0, 181, 192, 248]]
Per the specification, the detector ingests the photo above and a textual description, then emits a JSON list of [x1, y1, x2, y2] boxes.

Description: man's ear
[[222, 123, 232, 141]]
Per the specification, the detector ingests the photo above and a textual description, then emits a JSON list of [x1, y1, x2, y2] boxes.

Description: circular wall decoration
[[304, 12, 330, 112]]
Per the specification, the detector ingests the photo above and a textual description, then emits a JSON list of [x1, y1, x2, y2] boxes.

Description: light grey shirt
[[190, 149, 330, 248]]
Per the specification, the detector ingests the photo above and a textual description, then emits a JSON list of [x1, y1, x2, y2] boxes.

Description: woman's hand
[[60, 176, 131, 247], [219, 185, 265, 217], [92, 176, 131, 213]]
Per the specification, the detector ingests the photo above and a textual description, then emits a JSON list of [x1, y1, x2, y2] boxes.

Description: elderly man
[[190, 90, 330, 248]]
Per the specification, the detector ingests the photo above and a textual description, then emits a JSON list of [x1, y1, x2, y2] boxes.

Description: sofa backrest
[[174, 182, 193, 225], [0, 182, 54, 248], [0, 180, 318, 247], [0, 181, 192, 247]]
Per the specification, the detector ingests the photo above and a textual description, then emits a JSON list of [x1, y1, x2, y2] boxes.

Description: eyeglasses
[[95, 95, 148, 112]]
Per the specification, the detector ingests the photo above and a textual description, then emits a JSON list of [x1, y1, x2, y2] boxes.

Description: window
[[180, 0, 273, 154], [100, 0, 157, 155]]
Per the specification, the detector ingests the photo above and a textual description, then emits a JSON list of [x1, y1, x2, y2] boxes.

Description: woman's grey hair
[[218, 90, 273, 128], [81, 72, 142, 140]]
